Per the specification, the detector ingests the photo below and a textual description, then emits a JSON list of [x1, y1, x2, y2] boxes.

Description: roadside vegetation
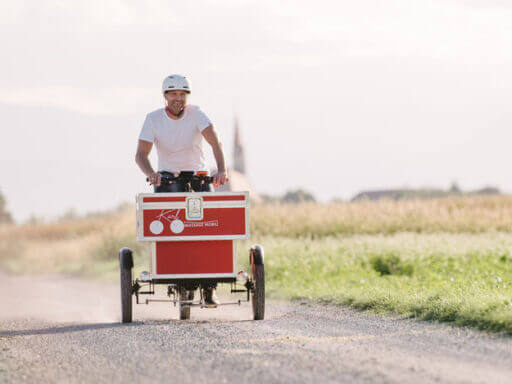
[[252, 196, 512, 236], [243, 234, 512, 333], [1, 195, 512, 332]]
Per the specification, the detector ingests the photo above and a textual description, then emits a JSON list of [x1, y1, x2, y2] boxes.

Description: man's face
[[164, 90, 188, 114]]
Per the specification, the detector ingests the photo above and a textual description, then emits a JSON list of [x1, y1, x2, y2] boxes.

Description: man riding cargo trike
[[120, 75, 265, 322]]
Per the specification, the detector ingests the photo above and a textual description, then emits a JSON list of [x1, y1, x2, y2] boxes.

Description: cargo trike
[[119, 172, 265, 322]]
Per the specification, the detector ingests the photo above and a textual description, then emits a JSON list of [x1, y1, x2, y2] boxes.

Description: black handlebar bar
[[146, 172, 213, 185]]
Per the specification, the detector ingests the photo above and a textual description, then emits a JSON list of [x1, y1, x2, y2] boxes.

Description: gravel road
[[1, 271, 511, 384]]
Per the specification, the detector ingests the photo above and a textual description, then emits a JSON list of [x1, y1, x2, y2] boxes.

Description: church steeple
[[233, 116, 246, 174]]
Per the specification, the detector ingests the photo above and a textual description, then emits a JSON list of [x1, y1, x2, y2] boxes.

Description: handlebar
[[146, 172, 213, 185]]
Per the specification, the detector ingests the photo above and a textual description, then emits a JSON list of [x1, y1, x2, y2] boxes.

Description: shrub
[[370, 253, 414, 276]]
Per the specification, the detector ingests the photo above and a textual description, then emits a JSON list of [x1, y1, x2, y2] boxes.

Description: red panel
[[143, 207, 246, 237], [202, 195, 245, 201], [143, 195, 245, 203], [143, 196, 186, 202], [156, 240, 233, 274]]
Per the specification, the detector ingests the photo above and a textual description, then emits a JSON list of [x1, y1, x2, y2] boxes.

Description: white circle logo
[[149, 220, 164, 235], [170, 219, 184, 234]]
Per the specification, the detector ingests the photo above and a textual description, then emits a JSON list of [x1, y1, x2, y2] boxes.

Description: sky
[[0, 0, 511, 222]]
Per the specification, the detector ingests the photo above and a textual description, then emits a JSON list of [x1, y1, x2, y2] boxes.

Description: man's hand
[[136, 140, 159, 185], [212, 170, 228, 187], [148, 172, 161, 186]]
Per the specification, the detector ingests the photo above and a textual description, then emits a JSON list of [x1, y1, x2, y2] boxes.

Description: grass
[[243, 234, 512, 333], [251, 196, 512, 236], [0, 205, 149, 280], [1, 196, 512, 332]]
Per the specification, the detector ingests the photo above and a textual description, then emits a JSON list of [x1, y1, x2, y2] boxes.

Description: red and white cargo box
[[136, 191, 249, 241], [136, 192, 249, 279]]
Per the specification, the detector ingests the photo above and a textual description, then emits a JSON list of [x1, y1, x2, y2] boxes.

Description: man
[[135, 74, 228, 305]]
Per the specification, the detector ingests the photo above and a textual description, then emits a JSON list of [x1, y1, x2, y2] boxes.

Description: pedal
[[202, 305, 218, 309]]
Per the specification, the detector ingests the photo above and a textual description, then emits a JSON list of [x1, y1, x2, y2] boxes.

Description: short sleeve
[[195, 107, 212, 132], [139, 115, 155, 142]]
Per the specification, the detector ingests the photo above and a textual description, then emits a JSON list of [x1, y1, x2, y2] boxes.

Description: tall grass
[[2, 196, 512, 274], [2, 195, 512, 245], [0, 205, 147, 278], [251, 196, 512, 237]]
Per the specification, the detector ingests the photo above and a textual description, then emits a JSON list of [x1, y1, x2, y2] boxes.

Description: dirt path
[[1, 271, 511, 384]]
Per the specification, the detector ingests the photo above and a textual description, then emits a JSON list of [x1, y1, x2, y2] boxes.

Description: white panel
[[152, 273, 238, 279], [137, 234, 249, 242]]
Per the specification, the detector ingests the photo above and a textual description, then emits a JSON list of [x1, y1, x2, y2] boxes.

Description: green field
[[246, 234, 512, 333], [1, 196, 512, 332]]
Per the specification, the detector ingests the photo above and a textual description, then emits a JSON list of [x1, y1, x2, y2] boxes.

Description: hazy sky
[[1, 0, 511, 222]]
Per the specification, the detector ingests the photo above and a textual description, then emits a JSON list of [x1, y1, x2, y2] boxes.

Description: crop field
[[1, 195, 512, 332]]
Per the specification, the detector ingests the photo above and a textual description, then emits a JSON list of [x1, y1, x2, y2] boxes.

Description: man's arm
[[135, 140, 161, 186], [202, 125, 228, 186]]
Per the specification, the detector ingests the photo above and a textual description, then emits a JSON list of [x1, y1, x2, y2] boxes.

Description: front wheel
[[250, 245, 265, 320], [119, 247, 134, 323]]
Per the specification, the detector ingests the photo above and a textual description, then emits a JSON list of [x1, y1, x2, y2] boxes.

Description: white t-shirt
[[139, 105, 212, 173]]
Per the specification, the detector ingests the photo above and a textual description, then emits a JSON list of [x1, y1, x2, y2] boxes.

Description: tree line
[[0, 189, 13, 224]]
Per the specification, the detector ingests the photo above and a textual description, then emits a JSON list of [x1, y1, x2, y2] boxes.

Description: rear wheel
[[250, 245, 265, 320], [119, 248, 133, 323], [179, 288, 193, 320]]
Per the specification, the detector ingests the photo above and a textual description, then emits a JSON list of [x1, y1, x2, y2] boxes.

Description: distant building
[[233, 117, 245, 174], [351, 186, 501, 201], [216, 117, 262, 203]]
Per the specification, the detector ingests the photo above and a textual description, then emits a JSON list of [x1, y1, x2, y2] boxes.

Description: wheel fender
[[119, 247, 134, 269], [250, 244, 264, 265]]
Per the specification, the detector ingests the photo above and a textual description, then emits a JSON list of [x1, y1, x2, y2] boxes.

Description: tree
[[0, 189, 13, 224], [281, 189, 316, 204], [58, 208, 79, 222], [449, 181, 461, 194], [259, 193, 280, 204]]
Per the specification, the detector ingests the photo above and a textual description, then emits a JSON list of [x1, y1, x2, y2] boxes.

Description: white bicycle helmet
[[162, 74, 191, 94]]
